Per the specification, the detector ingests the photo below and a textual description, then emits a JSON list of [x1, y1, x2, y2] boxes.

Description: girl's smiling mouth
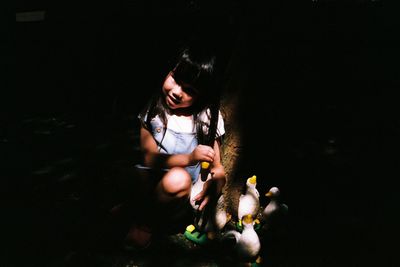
[[168, 95, 180, 105]]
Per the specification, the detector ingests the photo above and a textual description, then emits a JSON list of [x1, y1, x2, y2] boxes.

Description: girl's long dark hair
[[140, 42, 223, 147]]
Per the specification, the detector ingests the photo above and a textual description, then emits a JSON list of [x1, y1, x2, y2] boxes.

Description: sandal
[[184, 224, 209, 245]]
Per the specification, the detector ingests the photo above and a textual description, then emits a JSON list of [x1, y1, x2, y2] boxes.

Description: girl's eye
[[183, 86, 197, 96], [170, 72, 198, 96]]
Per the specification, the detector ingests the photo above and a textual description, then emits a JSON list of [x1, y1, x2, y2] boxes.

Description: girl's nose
[[172, 85, 183, 99]]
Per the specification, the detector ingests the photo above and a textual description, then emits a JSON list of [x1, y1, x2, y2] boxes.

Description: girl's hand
[[193, 179, 216, 211], [189, 145, 215, 165], [193, 167, 225, 211]]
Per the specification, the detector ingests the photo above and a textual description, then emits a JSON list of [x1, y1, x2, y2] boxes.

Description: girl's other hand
[[193, 179, 214, 211]]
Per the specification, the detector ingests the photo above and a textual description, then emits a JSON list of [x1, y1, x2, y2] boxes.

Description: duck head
[[265, 186, 280, 198]]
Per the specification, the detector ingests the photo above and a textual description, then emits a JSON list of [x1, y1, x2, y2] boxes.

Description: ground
[[5, 112, 293, 267], [6, 108, 396, 267]]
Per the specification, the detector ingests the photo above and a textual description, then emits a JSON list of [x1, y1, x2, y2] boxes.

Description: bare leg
[[126, 167, 192, 247], [155, 167, 192, 203], [153, 167, 193, 227]]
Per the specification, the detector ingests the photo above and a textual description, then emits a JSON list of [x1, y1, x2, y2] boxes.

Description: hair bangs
[[173, 60, 199, 86], [173, 55, 215, 94]]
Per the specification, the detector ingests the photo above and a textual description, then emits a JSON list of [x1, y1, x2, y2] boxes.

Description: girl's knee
[[161, 167, 191, 197]]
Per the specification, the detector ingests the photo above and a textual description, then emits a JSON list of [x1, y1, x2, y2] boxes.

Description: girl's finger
[[199, 196, 209, 211], [194, 192, 203, 202]]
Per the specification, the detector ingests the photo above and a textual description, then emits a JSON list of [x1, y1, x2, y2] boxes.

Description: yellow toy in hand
[[201, 161, 210, 169], [200, 161, 210, 181]]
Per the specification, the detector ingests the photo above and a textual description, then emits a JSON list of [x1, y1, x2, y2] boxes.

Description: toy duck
[[190, 193, 232, 241], [190, 162, 211, 209], [214, 194, 232, 231], [222, 214, 261, 262], [204, 194, 231, 232], [190, 178, 205, 210], [186, 162, 231, 243], [238, 175, 260, 224], [262, 186, 288, 231]]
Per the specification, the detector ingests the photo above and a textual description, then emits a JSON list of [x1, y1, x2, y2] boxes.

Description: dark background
[[6, 0, 400, 266]]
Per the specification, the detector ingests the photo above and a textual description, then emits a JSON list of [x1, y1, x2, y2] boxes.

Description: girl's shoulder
[[198, 108, 224, 124]]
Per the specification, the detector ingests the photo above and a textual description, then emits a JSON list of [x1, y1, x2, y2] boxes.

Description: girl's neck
[[169, 107, 194, 117]]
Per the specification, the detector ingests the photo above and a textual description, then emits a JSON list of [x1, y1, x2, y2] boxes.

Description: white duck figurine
[[190, 162, 211, 210], [214, 194, 231, 231], [195, 193, 232, 240], [207, 194, 231, 232], [262, 186, 288, 230], [221, 214, 261, 262], [238, 175, 260, 224], [189, 162, 231, 239]]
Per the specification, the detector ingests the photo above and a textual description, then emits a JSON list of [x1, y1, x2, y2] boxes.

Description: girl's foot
[[124, 223, 152, 250]]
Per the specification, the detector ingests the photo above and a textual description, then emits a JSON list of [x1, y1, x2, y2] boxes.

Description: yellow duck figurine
[[222, 214, 261, 263], [238, 175, 260, 225]]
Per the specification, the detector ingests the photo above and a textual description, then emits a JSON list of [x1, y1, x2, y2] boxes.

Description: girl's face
[[162, 72, 199, 111]]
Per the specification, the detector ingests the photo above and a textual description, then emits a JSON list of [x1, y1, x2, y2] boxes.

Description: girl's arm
[[140, 126, 191, 168], [140, 126, 215, 168], [209, 138, 226, 193]]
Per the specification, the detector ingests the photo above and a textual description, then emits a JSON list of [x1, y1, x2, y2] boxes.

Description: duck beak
[[248, 175, 257, 185], [242, 214, 253, 224], [265, 191, 272, 197]]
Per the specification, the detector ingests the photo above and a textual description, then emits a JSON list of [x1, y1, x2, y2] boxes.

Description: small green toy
[[184, 224, 209, 245]]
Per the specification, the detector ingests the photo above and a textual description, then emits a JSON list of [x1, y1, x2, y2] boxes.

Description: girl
[[126, 42, 227, 248]]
